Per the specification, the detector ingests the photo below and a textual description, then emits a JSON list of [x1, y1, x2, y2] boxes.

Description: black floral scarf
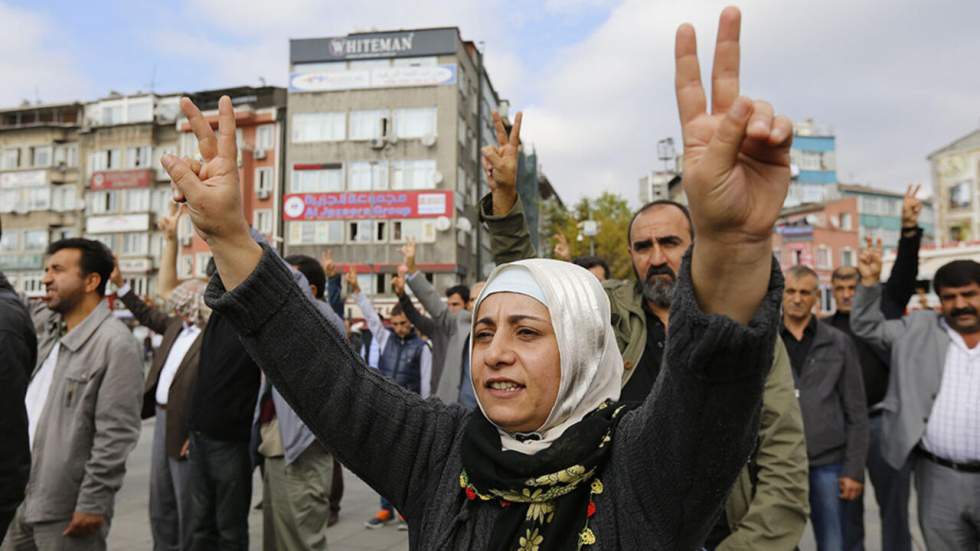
[[460, 400, 633, 551]]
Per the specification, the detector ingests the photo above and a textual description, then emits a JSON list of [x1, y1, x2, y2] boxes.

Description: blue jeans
[[842, 413, 912, 551], [810, 463, 845, 551], [187, 432, 252, 551]]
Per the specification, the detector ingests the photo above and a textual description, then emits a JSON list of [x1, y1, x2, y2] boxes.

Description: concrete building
[[785, 118, 838, 207], [80, 92, 182, 298], [773, 197, 861, 312], [174, 86, 288, 279], [283, 27, 511, 311], [0, 102, 85, 296], [831, 183, 935, 250], [928, 127, 980, 244]]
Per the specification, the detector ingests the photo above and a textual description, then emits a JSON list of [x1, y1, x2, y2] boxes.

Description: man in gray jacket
[[781, 264, 868, 550], [2, 238, 143, 551], [852, 245, 980, 551], [254, 258, 341, 551], [393, 239, 482, 409]]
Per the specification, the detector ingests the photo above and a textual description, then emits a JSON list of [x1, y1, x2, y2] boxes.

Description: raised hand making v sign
[[677, 6, 792, 324], [481, 111, 523, 216], [160, 96, 262, 291]]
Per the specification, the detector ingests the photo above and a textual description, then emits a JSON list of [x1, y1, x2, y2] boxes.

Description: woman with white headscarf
[[161, 7, 793, 548]]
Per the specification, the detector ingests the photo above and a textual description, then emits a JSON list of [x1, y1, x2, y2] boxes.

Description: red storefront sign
[[90, 169, 153, 190], [283, 190, 453, 220]]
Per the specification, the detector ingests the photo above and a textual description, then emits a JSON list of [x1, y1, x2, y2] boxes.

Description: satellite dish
[[422, 134, 437, 147], [435, 216, 451, 231], [455, 216, 472, 232], [432, 170, 444, 184]]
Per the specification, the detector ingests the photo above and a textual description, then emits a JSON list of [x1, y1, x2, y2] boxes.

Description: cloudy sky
[[3, 0, 978, 205]]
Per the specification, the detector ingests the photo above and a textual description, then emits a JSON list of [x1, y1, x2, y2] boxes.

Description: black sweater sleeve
[[205, 245, 466, 518], [0, 291, 34, 541], [617, 250, 782, 550], [881, 227, 922, 319]]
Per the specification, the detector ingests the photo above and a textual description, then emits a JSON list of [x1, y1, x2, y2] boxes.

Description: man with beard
[[852, 248, 980, 551], [480, 118, 808, 549], [2, 238, 143, 551]]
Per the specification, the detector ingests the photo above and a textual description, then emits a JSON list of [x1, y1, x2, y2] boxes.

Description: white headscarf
[[471, 259, 624, 455]]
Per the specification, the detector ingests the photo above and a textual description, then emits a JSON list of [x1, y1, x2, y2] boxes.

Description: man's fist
[[392, 275, 406, 297], [839, 477, 864, 501], [63, 512, 105, 537]]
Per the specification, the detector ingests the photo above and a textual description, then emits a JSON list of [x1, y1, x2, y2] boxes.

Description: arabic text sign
[[283, 191, 452, 220]]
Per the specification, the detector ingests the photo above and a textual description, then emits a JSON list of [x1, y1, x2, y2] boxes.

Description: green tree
[[540, 192, 634, 280]]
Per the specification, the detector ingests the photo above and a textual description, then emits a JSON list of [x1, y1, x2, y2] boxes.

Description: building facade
[[0, 102, 85, 296], [80, 93, 183, 298], [283, 27, 507, 311], [928, 128, 980, 244], [785, 118, 838, 207], [832, 183, 935, 250], [174, 86, 288, 279]]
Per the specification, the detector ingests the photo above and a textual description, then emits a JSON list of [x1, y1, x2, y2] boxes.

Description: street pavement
[[108, 418, 924, 550]]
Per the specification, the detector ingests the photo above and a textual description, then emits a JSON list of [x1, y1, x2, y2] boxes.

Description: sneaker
[[397, 514, 408, 531], [364, 509, 393, 529]]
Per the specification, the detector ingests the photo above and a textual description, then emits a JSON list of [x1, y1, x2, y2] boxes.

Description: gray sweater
[[205, 245, 782, 550]]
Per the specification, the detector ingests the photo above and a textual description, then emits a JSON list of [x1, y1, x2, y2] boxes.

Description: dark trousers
[[187, 432, 252, 551], [810, 463, 845, 551], [843, 413, 913, 551]]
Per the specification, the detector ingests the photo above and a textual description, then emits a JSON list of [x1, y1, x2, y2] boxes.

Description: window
[[816, 246, 832, 269], [126, 101, 153, 122], [195, 253, 212, 277], [23, 230, 48, 251], [2, 148, 20, 169], [287, 221, 344, 245], [255, 168, 274, 196], [391, 160, 437, 189], [121, 233, 149, 256], [179, 132, 199, 158], [178, 216, 194, 240], [253, 209, 273, 235], [841, 248, 855, 267], [107, 149, 123, 170], [390, 219, 436, 243], [152, 188, 172, 215], [31, 145, 52, 167], [123, 188, 150, 212], [101, 103, 124, 125], [51, 186, 77, 211], [839, 212, 852, 231], [291, 113, 346, 143], [457, 116, 468, 146], [54, 143, 78, 167], [154, 145, 177, 179], [177, 254, 194, 279], [291, 165, 343, 193], [89, 190, 117, 214], [349, 110, 388, 140], [348, 161, 388, 190], [394, 108, 436, 139], [88, 150, 108, 173], [26, 187, 50, 211], [0, 231, 18, 252], [20, 274, 45, 297], [348, 220, 376, 243], [126, 146, 152, 168], [256, 124, 275, 150]]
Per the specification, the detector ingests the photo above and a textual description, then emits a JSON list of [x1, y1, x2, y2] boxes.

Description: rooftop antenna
[[34, 86, 40, 104], [259, 76, 267, 86], [148, 63, 157, 92]]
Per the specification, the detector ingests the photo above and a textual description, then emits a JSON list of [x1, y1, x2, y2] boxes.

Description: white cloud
[[522, 0, 980, 206], [0, 2, 91, 106]]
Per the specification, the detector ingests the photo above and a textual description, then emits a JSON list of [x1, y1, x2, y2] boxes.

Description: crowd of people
[[1, 6, 979, 551]]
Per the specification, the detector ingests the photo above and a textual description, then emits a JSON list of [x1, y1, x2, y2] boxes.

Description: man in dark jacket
[[0, 269, 34, 542], [782, 264, 869, 550], [825, 186, 923, 551]]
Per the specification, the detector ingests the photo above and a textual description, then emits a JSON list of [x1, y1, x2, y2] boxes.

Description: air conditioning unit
[[370, 138, 386, 150], [179, 236, 192, 246], [421, 133, 437, 147], [256, 189, 271, 200], [254, 149, 267, 160]]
